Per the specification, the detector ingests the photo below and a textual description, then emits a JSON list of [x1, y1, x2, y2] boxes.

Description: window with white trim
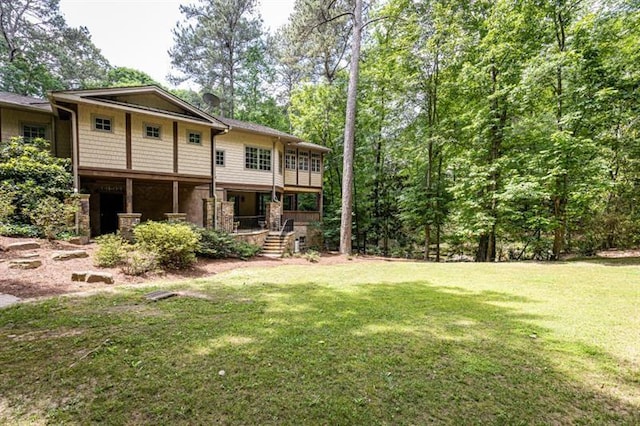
[[245, 146, 271, 171], [298, 151, 309, 171], [285, 150, 296, 170], [144, 123, 161, 139], [188, 130, 202, 145], [93, 115, 112, 132], [216, 150, 225, 166], [22, 124, 46, 142], [311, 153, 321, 173]]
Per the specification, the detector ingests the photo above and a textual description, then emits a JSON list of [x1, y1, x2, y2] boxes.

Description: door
[[100, 193, 124, 235]]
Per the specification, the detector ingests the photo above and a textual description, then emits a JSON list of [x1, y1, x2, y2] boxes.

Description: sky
[[58, 0, 296, 87]]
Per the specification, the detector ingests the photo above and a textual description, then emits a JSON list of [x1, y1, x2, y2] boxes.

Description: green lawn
[[1, 260, 638, 424]]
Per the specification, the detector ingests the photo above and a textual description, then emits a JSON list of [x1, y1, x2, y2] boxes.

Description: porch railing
[[234, 215, 266, 230], [280, 218, 294, 236], [282, 211, 320, 223]]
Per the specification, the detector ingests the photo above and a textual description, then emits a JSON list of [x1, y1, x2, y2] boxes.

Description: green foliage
[[0, 185, 15, 223], [195, 227, 260, 260], [121, 250, 158, 276], [94, 234, 128, 268], [133, 221, 201, 270], [0, 223, 41, 238], [0, 137, 74, 234], [303, 249, 320, 263], [26, 196, 77, 240]]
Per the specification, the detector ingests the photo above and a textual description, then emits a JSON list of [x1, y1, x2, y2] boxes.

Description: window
[[245, 146, 271, 171], [144, 123, 161, 139], [298, 151, 309, 171], [93, 115, 112, 132], [285, 150, 296, 170], [311, 153, 321, 173], [188, 130, 202, 145], [22, 124, 46, 142], [216, 150, 225, 166]]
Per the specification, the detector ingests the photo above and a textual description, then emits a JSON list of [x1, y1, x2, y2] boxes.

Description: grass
[[0, 260, 638, 424]]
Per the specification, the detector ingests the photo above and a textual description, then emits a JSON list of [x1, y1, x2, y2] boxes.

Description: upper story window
[[22, 124, 46, 142], [216, 149, 225, 166], [144, 123, 161, 139], [245, 146, 271, 171], [93, 115, 112, 132], [285, 150, 296, 170], [188, 130, 202, 145], [298, 151, 309, 171], [311, 153, 321, 173]]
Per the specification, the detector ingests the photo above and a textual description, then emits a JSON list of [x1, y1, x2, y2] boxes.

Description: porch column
[[118, 213, 142, 242], [75, 194, 91, 244], [172, 181, 179, 213], [216, 200, 234, 233], [266, 200, 282, 231], [203, 197, 215, 228], [125, 178, 133, 213]]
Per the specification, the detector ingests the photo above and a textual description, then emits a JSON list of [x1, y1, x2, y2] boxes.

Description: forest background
[[1, 0, 638, 261]]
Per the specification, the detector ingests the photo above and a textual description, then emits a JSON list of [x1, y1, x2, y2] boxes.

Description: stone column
[[203, 198, 215, 229], [216, 201, 234, 233], [118, 213, 142, 241], [164, 213, 187, 223], [266, 201, 282, 231], [76, 194, 91, 244]]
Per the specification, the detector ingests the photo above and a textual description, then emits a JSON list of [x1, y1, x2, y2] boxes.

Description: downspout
[[53, 103, 79, 234], [272, 138, 278, 201]]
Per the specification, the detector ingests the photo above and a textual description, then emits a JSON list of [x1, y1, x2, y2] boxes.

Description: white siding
[[216, 131, 283, 187]]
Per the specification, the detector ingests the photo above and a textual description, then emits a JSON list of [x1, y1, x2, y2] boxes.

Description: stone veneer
[[216, 201, 234, 233], [117, 213, 142, 241], [76, 194, 91, 244], [265, 201, 282, 231]]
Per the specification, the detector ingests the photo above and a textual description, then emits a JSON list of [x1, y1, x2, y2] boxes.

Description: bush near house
[[133, 221, 201, 270], [0, 137, 76, 238], [195, 227, 260, 260]]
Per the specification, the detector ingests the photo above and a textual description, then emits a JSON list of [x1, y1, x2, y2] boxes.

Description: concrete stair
[[261, 232, 287, 258]]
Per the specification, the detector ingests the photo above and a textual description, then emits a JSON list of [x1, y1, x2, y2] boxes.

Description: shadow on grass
[[0, 282, 637, 424]]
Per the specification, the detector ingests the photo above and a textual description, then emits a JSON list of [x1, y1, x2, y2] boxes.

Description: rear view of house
[[0, 86, 328, 251]]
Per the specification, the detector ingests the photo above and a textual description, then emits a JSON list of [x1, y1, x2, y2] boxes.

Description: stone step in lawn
[[9, 259, 42, 269], [2, 241, 41, 252], [52, 250, 89, 261]]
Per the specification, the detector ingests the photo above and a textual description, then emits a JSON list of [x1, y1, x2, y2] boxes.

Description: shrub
[[121, 249, 157, 276], [94, 234, 128, 267], [195, 227, 260, 260], [303, 249, 320, 263], [133, 221, 200, 269], [27, 196, 77, 240], [0, 223, 41, 238], [196, 228, 237, 259], [0, 185, 15, 224]]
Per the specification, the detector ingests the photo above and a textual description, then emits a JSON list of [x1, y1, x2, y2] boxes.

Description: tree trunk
[[339, 0, 363, 255]]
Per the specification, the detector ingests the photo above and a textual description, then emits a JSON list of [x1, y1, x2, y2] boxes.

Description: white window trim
[[187, 129, 202, 145], [298, 151, 309, 171], [244, 145, 272, 172], [311, 153, 322, 173], [91, 114, 114, 133], [143, 122, 162, 140], [215, 149, 225, 167]]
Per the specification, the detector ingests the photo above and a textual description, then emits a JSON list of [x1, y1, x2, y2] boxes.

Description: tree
[[169, 0, 264, 118], [0, 0, 109, 95]]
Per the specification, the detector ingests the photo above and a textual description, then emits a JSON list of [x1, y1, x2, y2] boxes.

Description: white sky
[[58, 0, 295, 87]]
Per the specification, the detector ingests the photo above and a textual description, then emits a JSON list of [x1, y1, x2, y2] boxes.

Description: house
[[0, 86, 329, 251]]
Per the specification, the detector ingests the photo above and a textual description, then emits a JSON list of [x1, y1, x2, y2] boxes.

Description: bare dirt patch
[[0, 236, 361, 299]]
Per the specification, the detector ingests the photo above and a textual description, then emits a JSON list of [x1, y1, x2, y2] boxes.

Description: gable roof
[[49, 85, 228, 130], [215, 116, 302, 142], [0, 92, 53, 113]]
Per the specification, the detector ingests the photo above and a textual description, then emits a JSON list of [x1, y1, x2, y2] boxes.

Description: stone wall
[[76, 194, 90, 244], [231, 230, 269, 247]]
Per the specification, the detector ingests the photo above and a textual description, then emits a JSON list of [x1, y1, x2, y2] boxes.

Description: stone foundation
[[231, 230, 269, 247], [118, 213, 142, 241], [216, 201, 234, 233], [203, 198, 215, 229], [164, 213, 187, 223], [266, 201, 282, 231]]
